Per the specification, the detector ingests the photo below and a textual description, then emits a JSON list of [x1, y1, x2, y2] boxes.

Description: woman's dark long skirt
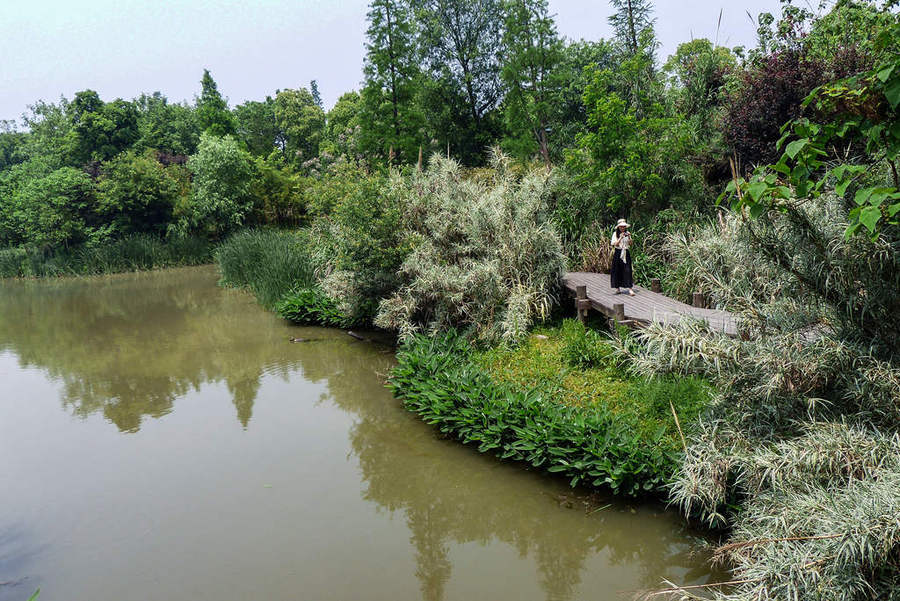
[[610, 248, 633, 289]]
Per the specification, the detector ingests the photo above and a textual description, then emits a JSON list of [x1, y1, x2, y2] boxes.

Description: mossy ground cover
[[474, 319, 710, 449]]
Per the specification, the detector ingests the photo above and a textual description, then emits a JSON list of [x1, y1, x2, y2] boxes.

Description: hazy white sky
[[0, 0, 783, 123]]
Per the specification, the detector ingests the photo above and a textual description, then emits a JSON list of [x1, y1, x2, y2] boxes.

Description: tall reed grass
[[215, 229, 316, 307], [0, 235, 213, 278]]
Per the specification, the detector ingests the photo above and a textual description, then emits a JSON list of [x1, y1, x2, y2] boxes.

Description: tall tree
[[500, 0, 564, 166], [415, 0, 505, 164], [185, 133, 255, 237], [68, 90, 140, 164], [0, 121, 26, 171], [135, 92, 201, 156], [274, 87, 326, 166], [310, 80, 323, 109], [359, 0, 424, 164], [608, 0, 655, 56], [196, 69, 236, 137], [551, 40, 617, 153], [234, 96, 284, 157], [322, 91, 363, 160]]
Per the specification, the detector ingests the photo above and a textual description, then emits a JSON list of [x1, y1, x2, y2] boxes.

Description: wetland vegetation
[[2, 0, 900, 598]]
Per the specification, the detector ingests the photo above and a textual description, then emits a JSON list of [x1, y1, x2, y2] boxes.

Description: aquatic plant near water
[[215, 229, 315, 308], [618, 194, 900, 599], [0, 234, 212, 278], [389, 331, 678, 497], [275, 286, 352, 327]]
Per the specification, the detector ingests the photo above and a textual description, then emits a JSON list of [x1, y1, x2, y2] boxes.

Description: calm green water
[[0, 266, 718, 601]]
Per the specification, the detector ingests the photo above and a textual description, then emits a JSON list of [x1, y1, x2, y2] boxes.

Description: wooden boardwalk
[[562, 272, 738, 336]]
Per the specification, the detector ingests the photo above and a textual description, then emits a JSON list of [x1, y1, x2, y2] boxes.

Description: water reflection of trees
[[0, 267, 310, 432], [295, 347, 717, 601], [0, 268, 716, 599]]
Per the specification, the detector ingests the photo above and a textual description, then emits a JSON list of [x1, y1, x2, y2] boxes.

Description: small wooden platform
[[562, 272, 738, 335]]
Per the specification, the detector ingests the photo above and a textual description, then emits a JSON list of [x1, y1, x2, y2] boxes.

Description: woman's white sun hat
[[616, 218, 630, 229]]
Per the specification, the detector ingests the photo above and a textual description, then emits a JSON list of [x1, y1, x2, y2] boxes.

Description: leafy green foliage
[[7, 166, 98, 248], [68, 90, 140, 164], [415, 0, 505, 165], [500, 0, 564, 165], [321, 91, 362, 161], [95, 151, 183, 237], [662, 38, 736, 124], [233, 96, 282, 157], [607, 0, 654, 56], [390, 330, 687, 496], [196, 69, 236, 137], [274, 87, 326, 167], [558, 319, 614, 369], [359, 0, 425, 165], [184, 133, 257, 238], [134, 92, 201, 156], [275, 287, 349, 327], [247, 155, 308, 226], [317, 170, 408, 323], [567, 43, 704, 219], [723, 21, 900, 239], [0, 121, 27, 171]]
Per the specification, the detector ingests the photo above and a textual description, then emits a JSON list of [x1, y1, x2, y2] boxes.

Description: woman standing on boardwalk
[[610, 219, 635, 296]]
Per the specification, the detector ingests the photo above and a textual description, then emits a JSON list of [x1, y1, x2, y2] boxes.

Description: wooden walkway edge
[[562, 272, 738, 336]]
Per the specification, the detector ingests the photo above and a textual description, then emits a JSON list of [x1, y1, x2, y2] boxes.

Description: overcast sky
[[0, 0, 784, 124]]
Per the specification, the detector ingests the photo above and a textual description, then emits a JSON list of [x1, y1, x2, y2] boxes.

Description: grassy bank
[[215, 229, 316, 308], [0, 234, 213, 278], [389, 321, 710, 497], [215, 228, 363, 326]]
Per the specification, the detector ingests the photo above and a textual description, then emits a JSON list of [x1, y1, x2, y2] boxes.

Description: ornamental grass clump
[[215, 229, 315, 307], [375, 151, 566, 344], [619, 193, 900, 600]]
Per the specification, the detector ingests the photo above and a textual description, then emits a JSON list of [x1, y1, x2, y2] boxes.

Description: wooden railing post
[[651, 278, 661, 293], [575, 285, 589, 322], [613, 302, 625, 323], [693, 292, 705, 308]]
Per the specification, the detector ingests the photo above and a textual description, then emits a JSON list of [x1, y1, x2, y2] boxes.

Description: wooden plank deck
[[562, 272, 738, 336]]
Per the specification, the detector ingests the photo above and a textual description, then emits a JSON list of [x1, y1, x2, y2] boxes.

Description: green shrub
[[183, 133, 257, 238], [390, 331, 679, 496], [275, 287, 348, 327], [215, 229, 314, 307], [559, 319, 614, 368], [318, 171, 408, 324], [375, 152, 566, 343], [0, 247, 28, 277], [95, 151, 182, 237]]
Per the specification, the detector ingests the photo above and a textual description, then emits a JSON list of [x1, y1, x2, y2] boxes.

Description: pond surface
[[0, 266, 719, 601]]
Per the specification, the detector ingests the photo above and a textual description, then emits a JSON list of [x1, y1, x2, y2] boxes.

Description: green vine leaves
[[721, 22, 900, 240]]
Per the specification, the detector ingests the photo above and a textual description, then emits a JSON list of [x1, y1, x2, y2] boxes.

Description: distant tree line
[[0, 0, 894, 253]]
